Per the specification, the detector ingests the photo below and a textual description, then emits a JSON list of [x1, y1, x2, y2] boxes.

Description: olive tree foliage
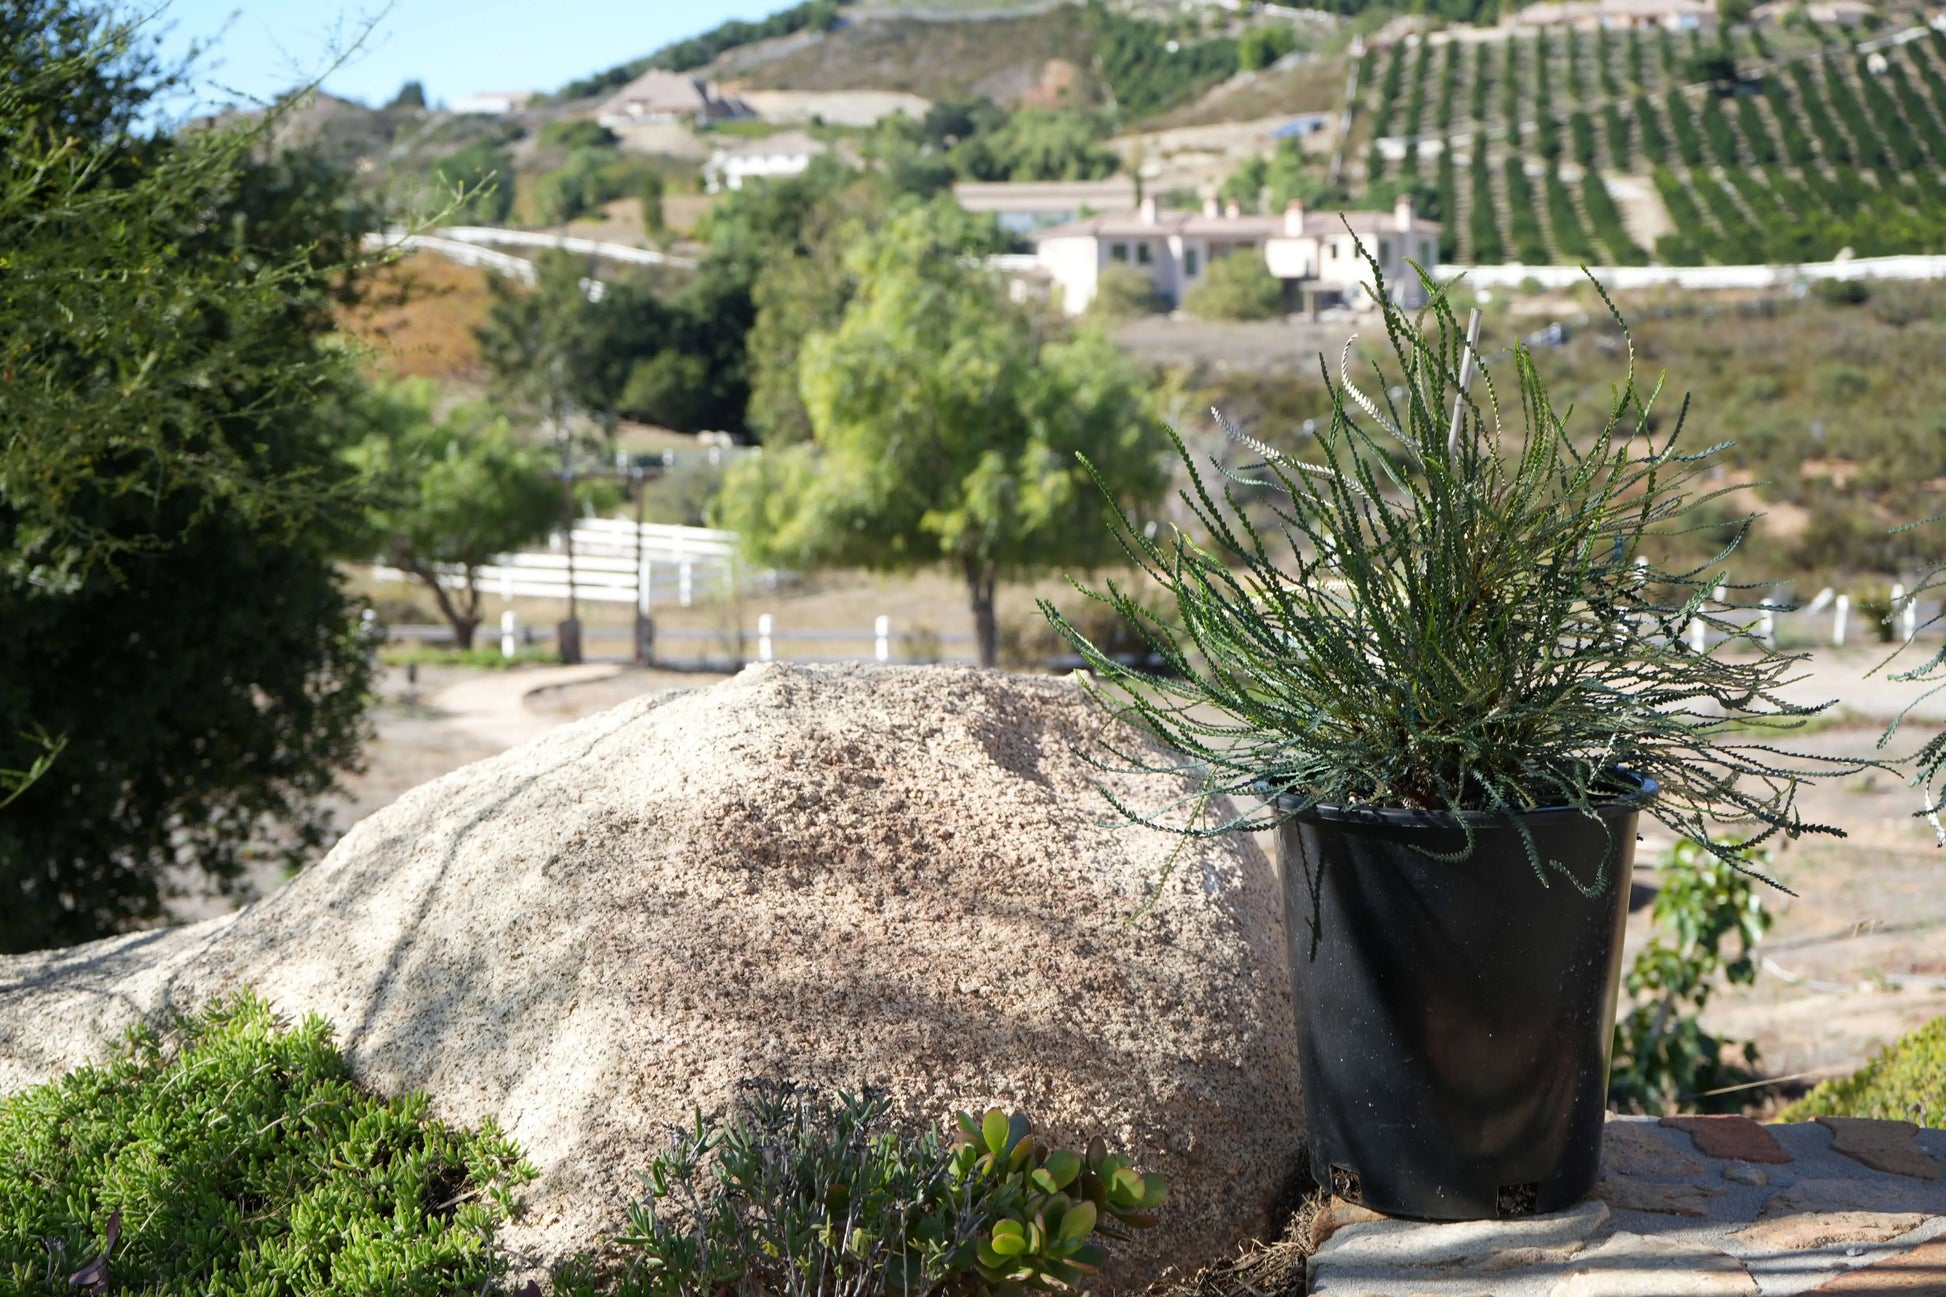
[[346, 382, 560, 650], [0, 0, 380, 951], [715, 202, 1167, 667]]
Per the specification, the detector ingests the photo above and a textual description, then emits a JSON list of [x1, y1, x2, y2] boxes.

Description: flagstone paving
[[1307, 1117, 1946, 1296]]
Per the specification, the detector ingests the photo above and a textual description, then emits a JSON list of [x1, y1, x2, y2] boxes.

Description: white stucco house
[[452, 91, 534, 115], [703, 130, 830, 192], [1031, 194, 1442, 316]]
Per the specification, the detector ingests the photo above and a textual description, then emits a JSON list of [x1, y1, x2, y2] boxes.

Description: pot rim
[[1275, 770, 1659, 828]]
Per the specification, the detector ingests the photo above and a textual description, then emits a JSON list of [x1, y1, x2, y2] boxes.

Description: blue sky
[[154, 0, 779, 112]]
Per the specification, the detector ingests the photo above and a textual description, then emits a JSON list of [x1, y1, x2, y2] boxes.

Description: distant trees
[[554, 0, 850, 100], [433, 143, 514, 223], [0, 0, 376, 950], [388, 79, 426, 109], [1237, 24, 1299, 72], [715, 203, 1166, 667], [347, 382, 560, 650], [949, 108, 1121, 182]]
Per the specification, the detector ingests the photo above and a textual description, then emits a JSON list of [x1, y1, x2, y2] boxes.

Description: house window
[[1379, 239, 1392, 263], [1136, 242, 1153, 266], [1325, 243, 1337, 260], [1110, 242, 1129, 262], [1421, 240, 1435, 263], [1185, 248, 1201, 277]]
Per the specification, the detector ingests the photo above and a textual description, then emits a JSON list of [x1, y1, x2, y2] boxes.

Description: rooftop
[[1031, 205, 1442, 241]]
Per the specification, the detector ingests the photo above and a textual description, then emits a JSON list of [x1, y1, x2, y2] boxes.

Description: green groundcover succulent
[[1782, 1016, 1946, 1128], [1047, 254, 1870, 888], [0, 992, 532, 1295]]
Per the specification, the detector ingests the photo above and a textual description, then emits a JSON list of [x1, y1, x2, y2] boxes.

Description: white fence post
[[1899, 584, 1919, 641], [875, 615, 891, 664], [757, 613, 774, 663], [679, 561, 693, 608], [637, 556, 651, 616], [1759, 608, 1775, 649], [1688, 613, 1706, 653], [1834, 594, 1850, 647], [500, 610, 517, 660]]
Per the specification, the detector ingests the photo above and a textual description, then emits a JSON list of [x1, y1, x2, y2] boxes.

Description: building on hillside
[[704, 130, 830, 192], [951, 178, 1141, 235], [1503, 0, 1717, 29], [452, 91, 534, 115], [598, 69, 747, 128], [1750, 0, 1873, 23], [1030, 194, 1441, 316]]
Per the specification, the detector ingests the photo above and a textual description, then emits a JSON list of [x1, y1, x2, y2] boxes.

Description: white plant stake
[[1448, 308, 1485, 465]]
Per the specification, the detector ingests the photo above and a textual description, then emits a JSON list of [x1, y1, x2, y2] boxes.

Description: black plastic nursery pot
[[1276, 782, 1653, 1221]]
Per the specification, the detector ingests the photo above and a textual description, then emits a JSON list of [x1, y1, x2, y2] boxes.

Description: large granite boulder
[[0, 664, 1304, 1287]]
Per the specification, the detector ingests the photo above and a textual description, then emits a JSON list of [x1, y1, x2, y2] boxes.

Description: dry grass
[[338, 251, 497, 382], [734, 9, 1097, 103]]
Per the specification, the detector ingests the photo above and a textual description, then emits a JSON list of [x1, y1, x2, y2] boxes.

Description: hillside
[[1359, 20, 1946, 266]]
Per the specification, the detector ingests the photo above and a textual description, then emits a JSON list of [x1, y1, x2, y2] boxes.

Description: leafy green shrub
[[0, 993, 532, 1295], [1237, 23, 1298, 72], [1088, 263, 1167, 322], [1609, 838, 1773, 1114], [542, 118, 620, 151], [1781, 1017, 1946, 1127], [1183, 252, 1285, 321], [590, 1085, 1164, 1297]]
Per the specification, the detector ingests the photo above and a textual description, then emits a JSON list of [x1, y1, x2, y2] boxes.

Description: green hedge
[[1782, 1016, 1946, 1128], [0, 994, 531, 1295]]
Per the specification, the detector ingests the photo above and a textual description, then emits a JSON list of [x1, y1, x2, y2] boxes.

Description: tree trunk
[[410, 563, 481, 654], [964, 556, 999, 669]]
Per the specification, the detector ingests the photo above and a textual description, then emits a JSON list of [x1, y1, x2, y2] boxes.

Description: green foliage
[[1684, 50, 1739, 89], [1609, 838, 1773, 1114], [1088, 2, 1238, 119], [592, 1084, 1162, 1297], [346, 380, 561, 650], [1238, 24, 1298, 72], [641, 169, 666, 235], [1, 0, 378, 952], [951, 109, 1119, 183], [1781, 1017, 1946, 1127], [1048, 257, 1861, 877], [388, 78, 427, 110], [1088, 263, 1168, 322], [533, 145, 658, 225], [434, 142, 514, 223], [714, 201, 1165, 667], [1182, 252, 1286, 321], [555, 0, 849, 98], [541, 117, 619, 151], [0, 993, 532, 1294]]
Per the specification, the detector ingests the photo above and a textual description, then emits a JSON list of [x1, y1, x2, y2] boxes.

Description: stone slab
[[1548, 1232, 1758, 1296], [1817, 1118, 1943, 1182], [1605, 1120, 1709, 1178], [1805, 1236, 1946, 1292], [1731, 1212, 1928, 1252], [1315, 1200, 1612, 1269], [1596, 1173, 1729, 1217], [1309, 1197, 1388, 1250], [1662, 1115, 1795, 1164]]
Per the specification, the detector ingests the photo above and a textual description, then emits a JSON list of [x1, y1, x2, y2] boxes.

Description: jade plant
[[600, 1083, 1164, 1297], [1045, 255, 1866, 885]]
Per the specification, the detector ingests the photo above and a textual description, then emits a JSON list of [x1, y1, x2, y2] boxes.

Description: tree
[[1, 0, 379, 950], [714, 203, 1167, 667], [1184, 251, 1287, 320], [434, 143, 514, 223], [640, 168, 666, 236], [1684, 50, 1739, 91], [388, 78, 426, 109], [348, 382, 560, 649], [1237, 24, 1298, 72], [951, 108, 1119, 183]]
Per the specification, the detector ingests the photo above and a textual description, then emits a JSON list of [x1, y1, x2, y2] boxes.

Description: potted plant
[[1046, 261, 1864, 1221]]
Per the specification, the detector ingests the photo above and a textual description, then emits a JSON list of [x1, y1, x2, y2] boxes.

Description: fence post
[[1834, 594, 1850, 647], [1898, 583, 1918, 641], [758, 613, 774, 663], [1759, 608, 1775, 649], [501, 610, 517, 660], [1688, 613, 1706, 653], [875, 615, 891, 664]]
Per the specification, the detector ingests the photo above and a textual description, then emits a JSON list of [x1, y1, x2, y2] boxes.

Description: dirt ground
[[194, 638, 1945, 1103]]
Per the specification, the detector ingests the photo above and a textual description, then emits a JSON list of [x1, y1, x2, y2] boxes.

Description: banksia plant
[[1045, 250, 1870, 889]]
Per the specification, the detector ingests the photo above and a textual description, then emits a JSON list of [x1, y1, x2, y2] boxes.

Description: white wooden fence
[[370, 520, 739, 613]]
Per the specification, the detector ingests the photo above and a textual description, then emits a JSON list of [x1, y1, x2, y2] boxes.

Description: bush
[[1183, 252, 1285, 320], [1088, 263, 1167, 322], [581, 1084, 1165, 1297], [0, 993, 532, 1295], [1609, 839, 1773, 1115], [1237, 23, 1298, 72], [540, 118, 619, 151], [1781, 1017, 1946, 1127]]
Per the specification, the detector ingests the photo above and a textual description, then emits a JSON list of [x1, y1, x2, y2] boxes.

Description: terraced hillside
[[1362, 22, 1946, 265]]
